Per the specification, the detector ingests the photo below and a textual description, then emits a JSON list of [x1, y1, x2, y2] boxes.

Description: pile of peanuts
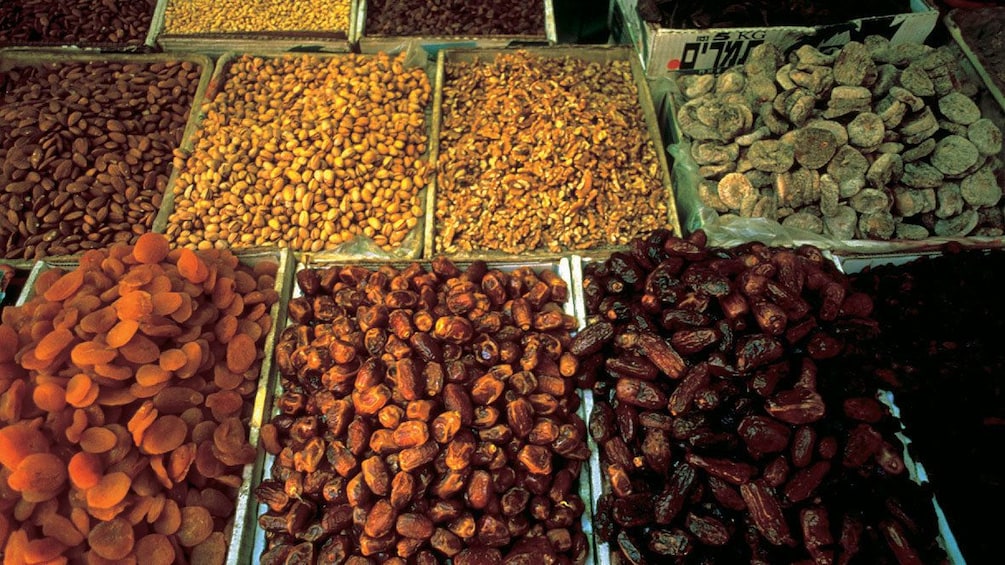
[[167, 52, 430, 254], [0, 59, 202, 261], [256, 258, 590, 564], [578, 229, 948, 563], [163, 0, 350, 35], [0, 233, 279, 563]]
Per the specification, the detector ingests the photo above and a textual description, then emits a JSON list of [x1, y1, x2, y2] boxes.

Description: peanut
[[163, 0, 350, 35], [166, 52, 430, 254]]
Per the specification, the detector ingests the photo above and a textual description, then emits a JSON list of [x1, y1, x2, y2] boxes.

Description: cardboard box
[[612, 0, 939, 78]]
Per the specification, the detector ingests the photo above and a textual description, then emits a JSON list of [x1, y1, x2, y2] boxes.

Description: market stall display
[[432, 47, 678, 258], [579, 229, 952, 563], [0, 233, 287, 564], [946, 6, 1005, 110], [844, 247, 1005, 564], [254, 258, 591, 563], [636, 0, 911, 28], [0, 0, 158, 49], [0, 51, 211, 265], [161, 51, 431, 258]]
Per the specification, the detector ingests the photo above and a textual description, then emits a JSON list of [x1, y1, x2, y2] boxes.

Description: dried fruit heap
[[257, 258, 590, 564], [580, 229, 948, 563], [0, 232, 279, 563]]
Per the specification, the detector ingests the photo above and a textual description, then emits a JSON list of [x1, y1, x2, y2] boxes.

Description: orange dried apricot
[[52, 306, 80, 330], [41, 513, 86, 547], [151, 292, 183, 317], [79, 307, 118, 336], [3, 528, 29, 565], [64, 409, 88, 444], [211, 278, 235, 310], [213, 315, 238, 344], [79, 427, 117, 454], [65, 374, 97, 409], [93, 363, 132, 381], [31, 382, 67, 413], [138, 316, 183, 339], [134, 533, 175, 565], [119, 266, 154, 291], [205, 391, 243, 421], [133, 233, 170, 265], [0, 422, 48, 470], [190, 530, 226, 565], [100, 257, 126, 280], [7, 453, 67, 499], [70, 341, 117, 367], [105, 320, 139, 349], [135, 365, 171, 388], [85, 472, 130, 510], [96, 386, 136, 407], [176, 342, 203, 380], [211, 365, 242, 391], [87, 517, 133, 560], [114, 291, 153, 322], [139, 416, 187, 455], [176, 505, 212, 547], [35, 328, 75, 361], [0, 326, 20, 363], [193, 442, 224, 479], [42, 270, 85, 303], [177, 250, 208, 284], [118, 334, 159, 365], [129, 381, 170, 400], [225, 333, 256, 374], [153, 499, 180, 535], [167, 443, 196, 484], [23, 536, 67, 563], [127, 403, 157, 447], [158, 349, 187, 372], [68, 452, 103, 490]]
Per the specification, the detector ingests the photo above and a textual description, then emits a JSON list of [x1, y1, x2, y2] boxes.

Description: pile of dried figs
[[579, 229, 948, 563]]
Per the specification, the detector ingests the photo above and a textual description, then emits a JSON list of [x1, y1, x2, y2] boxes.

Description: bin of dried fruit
[[432, 46, 679, 260], [840, 245, 1005, 564], [155, 0, 355, 54], [0, 0, 159, 50], [576, 229, 955, 563], [667, 34, 1005, 253], [358, 0, 556, 53], [0, 232, 290, 564], [0, 50, 212, 266], [253, 257, 593, 564], [161, 51, 432, 260]]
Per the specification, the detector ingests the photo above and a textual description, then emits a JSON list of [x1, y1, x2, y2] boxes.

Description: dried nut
[[165, 0, 350, 34], [365, 0, 544, 35], [0, 1, 154, 45]]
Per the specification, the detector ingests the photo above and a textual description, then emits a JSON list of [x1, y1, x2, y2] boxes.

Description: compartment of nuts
[[155, 0, 355, 54], [431, 46, 680, 260], [358, 0, 556, 53], [0, 50, 212, 266], [0, 233, 291, 564], [160, 50, 432, 259], [0, 0, 160, 50], [253, 257, 595, 564], [668, 34, 1005, 252], [576, 229, 953, 563]]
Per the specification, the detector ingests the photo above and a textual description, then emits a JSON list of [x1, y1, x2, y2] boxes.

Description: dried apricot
[[139, 416, 187, 455], [0, 326, 20, 363], [213, 315, 238, 344], [194, 442, 225, 479], [168, 443, 196, 483], [3, 528, 29, 564], [31, 382, 67, 412], [176, 505, 212, 547], [93, 363, 132, 381], [190, 530, 226, 565], [130, 381, 170, 400], [23, 536, 67, 563], [133, 233, 170, 265], [87, 517, 133, 560], [101, 257, 126, 280], [211, 365, 242, 391], [35, 328, 75, 361], [153, 499, 181, 535], [135, 365, 171, 388], [119, 334, 160, 365], [0, 422, 49, 469], [65, 409, 88, 444], [79, 307, 118, 336], [105, 320, 140, 349], [65, 374, 97, 409], [177, 250, 208, 284], [42, 270, 85, 303], [79, 427, 118, 454], [119, 266, 154, 290], [70, 341, 118, 367], [41, 513, 85, 547], [225, 333, 256, 374], [176, 342, 203, 379], [96, 387, 136, 407], [157, 349, 187, 373], [86, 472, 130, 510], [151, 292, 183, 317], [7, 453, 67, 499], [114, 291, 153, 322], [134, 533, 175, 565], [68, 452, 104, 490]]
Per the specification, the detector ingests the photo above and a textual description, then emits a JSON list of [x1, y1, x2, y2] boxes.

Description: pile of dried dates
[[848, 246, 1005, 564], [256, 259, 591, 564], [579, 229, 948, 563]]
